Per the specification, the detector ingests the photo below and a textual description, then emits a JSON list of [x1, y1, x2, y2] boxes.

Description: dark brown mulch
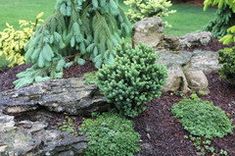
[[134, 94, 197, 156], [0, 61, 96, 92], [186, 39, 235, 52], [134, 72, 235, 156], [0, 64, 30, 92]]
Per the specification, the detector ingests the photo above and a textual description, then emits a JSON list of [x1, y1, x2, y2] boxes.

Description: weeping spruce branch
[[14, 0, 131, 88]]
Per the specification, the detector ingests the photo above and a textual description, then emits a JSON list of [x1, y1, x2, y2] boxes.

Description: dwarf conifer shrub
[[172, 95, 233, 139], [218, 47, 235, 85], [14, 0, 131, 88], [97, 44, 167, 117], [204, 0, 235, 41], [80, 113, 140, 156], [205, 5, 235, 37]]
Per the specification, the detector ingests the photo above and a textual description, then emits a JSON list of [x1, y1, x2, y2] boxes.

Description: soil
[[0, 61, 96, 92], [186, 38, 235, 52], [134, 72, 235, 156]]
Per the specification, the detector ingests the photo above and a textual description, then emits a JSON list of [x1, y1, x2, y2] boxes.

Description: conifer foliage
[[14, 0, 130, 88]]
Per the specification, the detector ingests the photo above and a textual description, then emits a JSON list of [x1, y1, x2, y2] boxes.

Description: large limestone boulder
[[0, 76, 109, 116], [133, 17, 164, 48], [179, 31, 213, 49], [158, 50, 192, 67], [158, 50, 220, 94]]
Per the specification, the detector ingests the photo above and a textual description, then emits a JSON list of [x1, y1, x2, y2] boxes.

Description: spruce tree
[[14, 0, 130, 88]]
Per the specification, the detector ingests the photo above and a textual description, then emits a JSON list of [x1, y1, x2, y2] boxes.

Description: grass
[[0, 0, 55, 30], [163, 4, 216, 36], [0, 1, 216, 36]]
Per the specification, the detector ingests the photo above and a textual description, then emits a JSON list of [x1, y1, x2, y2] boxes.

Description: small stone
[[163, 65, 190, 94], [184, 70, 209, 95]]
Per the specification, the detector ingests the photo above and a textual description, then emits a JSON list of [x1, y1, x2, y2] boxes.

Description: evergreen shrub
[[219, 47, 235, 85], [97, 44, 167, 117], [14, 0, 131, 88], [124, 0, 176, 24]]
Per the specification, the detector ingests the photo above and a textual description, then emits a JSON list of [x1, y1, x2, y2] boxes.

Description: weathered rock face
[[184, 70, 209, 95], [0, 77, 109, 116], [0, 112, 87, 156], [179, 31, 213, 49], [133, 18, 213, 51], [163, 65, 190, 93], [133, 17, 164, 48], [186, 50, 221, 73], [159, 50, 220, 94]]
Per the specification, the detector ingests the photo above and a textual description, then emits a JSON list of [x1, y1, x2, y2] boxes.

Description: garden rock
[[0, 113, 87, 156], [0, 76, 109, 116], [158, 50, 192, 66], [163, 65, 190, 93], [184, 70, 209, 95], [158, 36, 181, 51], [179, 31, 213, 49], [186, 50, 220, 73], [158, 50, 220, 94], [133, 17, 164, 48]]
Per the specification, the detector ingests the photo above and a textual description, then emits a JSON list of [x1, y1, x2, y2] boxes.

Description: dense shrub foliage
[[80, 113, 140, 156], [97, 44, 167, 117], [172, 95, 233, 139], [204, 0, 235, 42], [14, 0, 130, 88], [0, 13, 43, 70], [205, 5, 235, 37], [218, 47, 235, 84], [124, 0, 175, 23]]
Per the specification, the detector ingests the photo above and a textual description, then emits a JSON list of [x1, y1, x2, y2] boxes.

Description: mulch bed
[[0, 61, 96, 92], [186, 38, 235, 52], [135, 72, 235, 156], [0, 44, 235, 155]]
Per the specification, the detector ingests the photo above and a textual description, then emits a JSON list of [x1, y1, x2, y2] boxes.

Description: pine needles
[[14, 0, 131, 88]]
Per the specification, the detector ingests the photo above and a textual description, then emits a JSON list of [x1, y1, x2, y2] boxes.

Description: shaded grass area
[[163, 4, 216, 36], [0, 0, 55, 30]]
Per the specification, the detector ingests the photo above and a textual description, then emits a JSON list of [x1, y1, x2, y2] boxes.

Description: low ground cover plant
[[80, 113, 140, 156], [97, 44, 167, 117], [172, 95, 233, 139]]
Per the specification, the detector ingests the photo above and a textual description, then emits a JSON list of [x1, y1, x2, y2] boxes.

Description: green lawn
[[163, 4, 216, 36], [0, 1, 216, 36], [0, 0, 55, 30]]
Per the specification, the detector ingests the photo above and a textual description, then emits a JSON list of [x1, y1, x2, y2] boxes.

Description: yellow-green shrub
[[0, 13, 44, 69], [220, 25, 235, 45], [124, 0, 176, 24]]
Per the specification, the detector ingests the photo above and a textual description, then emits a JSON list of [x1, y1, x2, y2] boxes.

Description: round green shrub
[[172, 95, 233, 139], [80, 113, 140, 156], [219, 47, 235, 85], [97, 44, 167, 117]]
